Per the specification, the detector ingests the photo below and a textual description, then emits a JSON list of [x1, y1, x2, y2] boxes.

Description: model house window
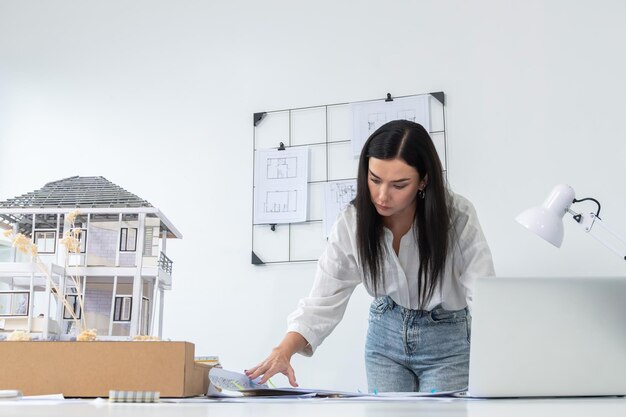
[[113, 296, 132, 321], [141, 296, 150, 335], [119, 228, 137, 252], [143, 227, 154, 256], [0, 292, 29, 316], [63, 294, 82, 320], [77, 229, 87, 253], [34, 231, 56, 254]]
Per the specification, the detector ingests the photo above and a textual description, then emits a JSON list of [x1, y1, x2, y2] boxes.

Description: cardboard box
[[0, 341, 212, 397]]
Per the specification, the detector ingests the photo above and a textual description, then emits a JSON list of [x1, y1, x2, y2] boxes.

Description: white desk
[[1, 397, 625, 417]]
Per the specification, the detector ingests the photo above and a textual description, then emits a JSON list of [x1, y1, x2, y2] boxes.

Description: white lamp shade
[[516, 184, 576, 248], [515, 206, 565, 247]]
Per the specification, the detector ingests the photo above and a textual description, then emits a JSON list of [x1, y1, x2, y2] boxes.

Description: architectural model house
[[0, 176, 181, 340]]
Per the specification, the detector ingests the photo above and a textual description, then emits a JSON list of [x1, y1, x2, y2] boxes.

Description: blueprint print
[[324, 179, 357, 237], [254, 147, 309, 224], [395, 109, 416, 122], [267, 157, 297, 179], [367, 112, 387, 135], [350, 94, 431, 157], [265, 190, 298, 213]]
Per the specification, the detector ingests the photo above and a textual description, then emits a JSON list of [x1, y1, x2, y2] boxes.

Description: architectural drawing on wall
[[254, 147, 309, 224], [265, 190, 298, 213], [324, 179, 357, 237], [267, 157, 297, 179], [331, 183, 356, 205], [367, 112, 387, 135], [351, 94, 432, 156], [396, 109, 416, 122], [0, 176, 181, 340]]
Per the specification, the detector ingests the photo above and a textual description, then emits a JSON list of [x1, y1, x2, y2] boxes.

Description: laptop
[[466, 276, 626, 397]]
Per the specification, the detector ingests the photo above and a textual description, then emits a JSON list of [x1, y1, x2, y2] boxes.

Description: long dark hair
[[354, 120, 450, 309]]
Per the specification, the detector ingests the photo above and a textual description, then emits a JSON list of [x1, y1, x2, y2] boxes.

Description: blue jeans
[[365, 296, 471, 393]]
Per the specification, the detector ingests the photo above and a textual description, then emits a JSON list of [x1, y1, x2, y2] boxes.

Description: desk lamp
[[516, 184, 626, 261]]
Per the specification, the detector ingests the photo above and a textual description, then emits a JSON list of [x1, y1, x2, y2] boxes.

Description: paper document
[[324, 180, 357, 237], [209, 368, 267, 391], [351, 95, 431, 156], [208, 368, 362, 398], [254, 147, 309, 224], [208, 368, 465, 400]]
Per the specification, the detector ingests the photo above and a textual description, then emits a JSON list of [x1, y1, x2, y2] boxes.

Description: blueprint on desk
[[208, 368, 362, 398], [208, 368, 462, 399]]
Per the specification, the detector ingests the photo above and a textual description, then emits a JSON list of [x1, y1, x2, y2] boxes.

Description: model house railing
[[158, 251, 173, 275]]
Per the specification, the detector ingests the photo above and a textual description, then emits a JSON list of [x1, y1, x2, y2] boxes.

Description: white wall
[[1, 0, 626, 391]]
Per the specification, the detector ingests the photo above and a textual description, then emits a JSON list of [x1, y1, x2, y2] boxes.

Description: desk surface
[[1, 397, 626, 417]]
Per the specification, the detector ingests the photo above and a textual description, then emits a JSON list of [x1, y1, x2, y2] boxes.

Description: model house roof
[[0, 176, 152, 209], [0, 176, 182, 238]]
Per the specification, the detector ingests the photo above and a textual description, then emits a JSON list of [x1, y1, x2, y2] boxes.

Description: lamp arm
[[568, 209, 626, 261]]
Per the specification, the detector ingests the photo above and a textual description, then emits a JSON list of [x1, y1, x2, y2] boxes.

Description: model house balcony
[[157, 252, 173, 289], [158, 251, 173, 275]]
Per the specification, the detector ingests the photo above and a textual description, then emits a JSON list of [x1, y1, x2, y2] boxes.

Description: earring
[[417, 189, 425, 199]]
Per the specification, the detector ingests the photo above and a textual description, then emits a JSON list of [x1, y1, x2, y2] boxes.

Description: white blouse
[[287, 193, 495, 356]]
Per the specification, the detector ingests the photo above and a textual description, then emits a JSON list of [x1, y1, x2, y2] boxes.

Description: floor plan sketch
[[329, 182, 356, 205], [323, 179, 357, 237], [254, 147, 309, 224], [265, 190, 297, 213], [266, 157, 298, 179], [367, 112, 387, 134], [395, 109, 416, 123], [351, 94, 431, 156]]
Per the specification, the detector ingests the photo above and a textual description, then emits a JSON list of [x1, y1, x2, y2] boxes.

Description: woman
[[247, 120, 495, 392]]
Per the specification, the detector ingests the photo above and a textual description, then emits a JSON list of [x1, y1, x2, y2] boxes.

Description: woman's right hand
[[246, 332, 308, 387], [246, 346, 298, 387]]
